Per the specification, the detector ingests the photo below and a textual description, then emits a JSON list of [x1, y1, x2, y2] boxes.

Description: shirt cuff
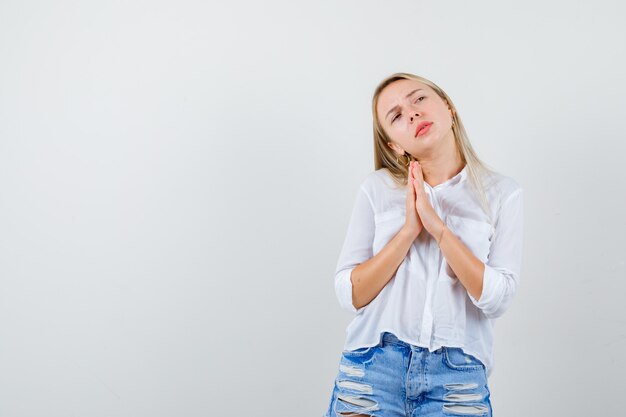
[[468, 263, 504, 315], [335, 268, 360, 313]]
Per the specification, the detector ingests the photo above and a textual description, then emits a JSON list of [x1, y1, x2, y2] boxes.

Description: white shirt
[[334, 164, 524, 377]]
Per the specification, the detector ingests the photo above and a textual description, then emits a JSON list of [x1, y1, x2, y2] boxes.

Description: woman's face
[[376, 79, 454, 159]]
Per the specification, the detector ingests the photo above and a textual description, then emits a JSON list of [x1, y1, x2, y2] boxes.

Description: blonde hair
[[371, 72, 497, 223]]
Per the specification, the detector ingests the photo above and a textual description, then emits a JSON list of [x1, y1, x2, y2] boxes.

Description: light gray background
[[0, 1, 624, 416]]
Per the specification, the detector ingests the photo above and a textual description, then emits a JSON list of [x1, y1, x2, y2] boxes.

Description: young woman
[[323, 73, 524, 417]]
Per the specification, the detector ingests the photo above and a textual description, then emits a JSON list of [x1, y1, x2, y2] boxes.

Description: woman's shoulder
[[358, 168, 404, 195], [480, 168, 523, 204]]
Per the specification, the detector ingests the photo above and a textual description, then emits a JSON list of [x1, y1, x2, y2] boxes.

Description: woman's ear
[[447, 104, 455, 119], [444, 100, 453, 115], [387, 141, 404, 156]]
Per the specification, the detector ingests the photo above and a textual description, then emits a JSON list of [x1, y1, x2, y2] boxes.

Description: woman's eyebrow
[[385, 88, 424, 121]]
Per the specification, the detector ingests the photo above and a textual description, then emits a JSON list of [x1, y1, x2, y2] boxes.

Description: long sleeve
[[468, 188, 524, 319], [334, 185, 375, 313]]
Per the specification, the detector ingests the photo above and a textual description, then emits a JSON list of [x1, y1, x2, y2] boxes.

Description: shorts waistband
[[380, 331, 444, 353], [381, 331, 405, 346]]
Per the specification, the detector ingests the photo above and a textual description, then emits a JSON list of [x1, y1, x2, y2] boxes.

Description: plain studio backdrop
[[0, 1, 624, 416]]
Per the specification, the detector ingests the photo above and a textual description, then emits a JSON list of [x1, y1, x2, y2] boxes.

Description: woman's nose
[[409, 113, 419, 122]]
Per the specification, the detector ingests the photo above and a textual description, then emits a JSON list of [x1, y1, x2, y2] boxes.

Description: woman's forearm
[[437, 224, 485, 301], [350, 226, 417, 310]]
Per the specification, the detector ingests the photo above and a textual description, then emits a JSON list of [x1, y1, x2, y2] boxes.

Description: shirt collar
[[425, 163, 468, 191]]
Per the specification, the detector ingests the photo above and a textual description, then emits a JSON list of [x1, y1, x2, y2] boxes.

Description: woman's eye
[[391, 97, 425, 123]]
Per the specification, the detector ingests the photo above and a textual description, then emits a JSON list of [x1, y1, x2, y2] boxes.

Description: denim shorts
[[323, 332, 492, 417]]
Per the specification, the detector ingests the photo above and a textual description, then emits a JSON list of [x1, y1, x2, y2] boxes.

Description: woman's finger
[[414, 162, 420, 182], [413, 162, 424, 193], [407, 162, 415, 205], [411, 164, 420, 194]]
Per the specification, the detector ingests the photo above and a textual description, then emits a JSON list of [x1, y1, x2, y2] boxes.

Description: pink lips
[[415, 122, 433, 137]]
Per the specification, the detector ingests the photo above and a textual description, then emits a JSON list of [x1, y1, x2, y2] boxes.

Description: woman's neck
[[418, 154, 465, 188]]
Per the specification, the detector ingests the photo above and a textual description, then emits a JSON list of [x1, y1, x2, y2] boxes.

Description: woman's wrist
[[401, 223, 421, 241], [436, 222, 447, 245]]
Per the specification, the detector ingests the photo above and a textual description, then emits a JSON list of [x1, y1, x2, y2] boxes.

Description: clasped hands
[[404, 160, 446, 243]]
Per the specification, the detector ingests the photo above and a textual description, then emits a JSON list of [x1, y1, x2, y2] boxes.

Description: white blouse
[[334, 164, 524, 377]]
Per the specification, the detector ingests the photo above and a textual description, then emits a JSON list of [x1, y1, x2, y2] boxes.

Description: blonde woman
[[323, 73, 524, 417]]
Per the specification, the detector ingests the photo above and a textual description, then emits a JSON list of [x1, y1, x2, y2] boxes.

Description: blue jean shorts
[[323, 332, 492, 417]]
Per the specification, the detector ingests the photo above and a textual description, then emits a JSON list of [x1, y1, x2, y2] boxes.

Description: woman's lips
[[415, 122, 432, 137]]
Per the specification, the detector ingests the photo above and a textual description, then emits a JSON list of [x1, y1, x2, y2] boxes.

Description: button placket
[[418, 187, 444, 347]]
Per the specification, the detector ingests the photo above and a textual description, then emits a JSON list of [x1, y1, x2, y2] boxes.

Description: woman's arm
[[350, 225, 416, 310], [437, 225, 486, 301], [439, 188, 525, 319], [409, 161, 524, 319], [334, 182, 420, 313]]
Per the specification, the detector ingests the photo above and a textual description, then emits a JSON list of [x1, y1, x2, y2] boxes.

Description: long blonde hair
[[371, 72, 496, 223]]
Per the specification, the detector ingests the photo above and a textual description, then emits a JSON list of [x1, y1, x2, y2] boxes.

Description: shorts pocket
[[442, 347, 485, 371], [342, 346, 374, 356], [341, 345, 379, 365]]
